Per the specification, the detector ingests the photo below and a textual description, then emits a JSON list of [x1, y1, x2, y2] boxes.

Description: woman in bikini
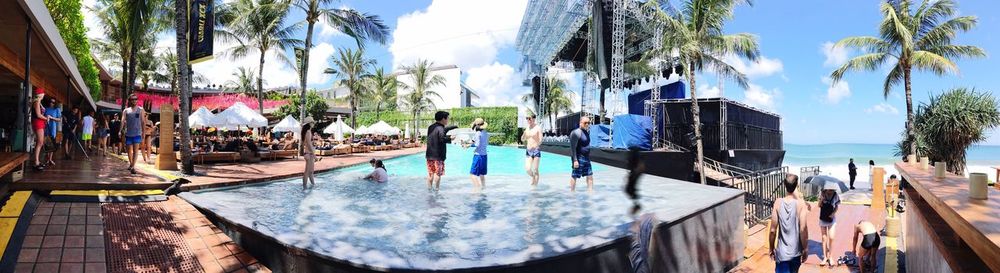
[[31, 88, 49, 170]]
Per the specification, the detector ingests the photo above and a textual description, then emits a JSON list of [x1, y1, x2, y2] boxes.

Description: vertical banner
[[189, 0, 214, 64]]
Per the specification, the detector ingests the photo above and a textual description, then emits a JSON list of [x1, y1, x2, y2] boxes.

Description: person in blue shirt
[[43, 98, 62, 166], [465, 118, 489, 189], [569, 116, 593, 192]]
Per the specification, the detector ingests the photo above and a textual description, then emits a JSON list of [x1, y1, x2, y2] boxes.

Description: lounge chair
[[176, 151, 240, 164]]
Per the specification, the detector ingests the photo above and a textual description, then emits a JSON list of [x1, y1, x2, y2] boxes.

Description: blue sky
[[83, 0, 1000, 145]]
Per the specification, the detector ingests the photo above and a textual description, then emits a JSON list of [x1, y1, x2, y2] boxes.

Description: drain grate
[[103, 202, 206, 273]]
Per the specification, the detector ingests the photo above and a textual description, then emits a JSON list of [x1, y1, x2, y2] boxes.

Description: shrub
[[44, 0, 102, 100], [356, 107, 520, 145]]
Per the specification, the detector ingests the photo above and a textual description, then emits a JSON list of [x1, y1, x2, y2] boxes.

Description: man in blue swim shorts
[[569, 116, 593, 192], [522, 114, 542, 187]]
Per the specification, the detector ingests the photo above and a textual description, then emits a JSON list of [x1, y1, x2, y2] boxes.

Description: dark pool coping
[[0, 191, 42, 272], [178, 174, 744, 272]]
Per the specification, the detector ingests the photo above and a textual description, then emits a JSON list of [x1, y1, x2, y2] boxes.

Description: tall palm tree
[[363, 67, 398, 120], [520, 76, 574, 128], [174, 0, 193, 173], [326, 47, 374, 127], [293, 0, 388, 131], [400, 59, 445, 134], [829, 0, 986, 157], [120, 0, 166, 107], [221, 0, 302, 114], [648, 0, 759, 184], [225, 67, 263, 94]]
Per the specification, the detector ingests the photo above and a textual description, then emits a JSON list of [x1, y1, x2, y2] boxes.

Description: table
[[896, 162, 1000, 272]]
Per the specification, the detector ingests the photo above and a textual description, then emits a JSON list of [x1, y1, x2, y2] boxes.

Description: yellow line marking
[[0, 192, 31, 218], [884, 235, 899, 273], [0, 218, 17, 258]]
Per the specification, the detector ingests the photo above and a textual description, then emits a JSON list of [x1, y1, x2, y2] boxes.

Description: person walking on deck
[[770, 174, 809, 273], [120, 95, 146, 174], [81, 111, 94, 152], [301, 117, 316, 189], [819, 182, 841, 267], [466, 118, 489, 189], [425, 111, 457, 190], [522, 114, 542, 187], [569, 116, 593, 192], [848, 158, 858, 190], [62, 106, 79, 159]]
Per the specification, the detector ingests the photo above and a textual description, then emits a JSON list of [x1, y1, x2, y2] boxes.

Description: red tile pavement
[[15, 201, 106, 273]]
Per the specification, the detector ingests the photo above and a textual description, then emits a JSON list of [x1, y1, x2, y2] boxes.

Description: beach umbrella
[[322, 115, 353, 134], [803, 175, 848, 193], [368, 121, 396, 135], [356, 125, 369, 135], [272, 115, 300, 132], [214, 102, 268, 128], [188, 106, 216, 128]]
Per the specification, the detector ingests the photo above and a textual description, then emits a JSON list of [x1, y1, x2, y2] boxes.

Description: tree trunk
[[126, 49, 137, 100], [688, 63, 706, 185], [120, 58, 128, 110], [350, 81, 357, 128], [375, 103, 381, 120], [904, 64, 916, 157], [176, 0, 194, 174], [257, 51, 266, 115], [300, 17, 315, 154]]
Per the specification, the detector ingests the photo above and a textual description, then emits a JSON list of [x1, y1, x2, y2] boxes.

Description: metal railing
[[720, 166, 789, 227], [703, 157, 753, 180], [800, 166, 821, 179]]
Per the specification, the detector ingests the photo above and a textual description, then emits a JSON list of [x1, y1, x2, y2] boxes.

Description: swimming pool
[[180, 145, 744, 271]]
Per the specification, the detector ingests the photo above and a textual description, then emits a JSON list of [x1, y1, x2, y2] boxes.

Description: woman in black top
[[818, 182, 841, 267]]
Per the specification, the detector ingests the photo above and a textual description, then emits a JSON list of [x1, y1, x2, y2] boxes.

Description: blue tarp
[[612, 114, 653, 150], [589, 124, 612, 148], [627, 81, 685, 115]]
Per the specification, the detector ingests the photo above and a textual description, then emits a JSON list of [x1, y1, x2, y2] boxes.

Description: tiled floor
[[17, 202, 106, 273]]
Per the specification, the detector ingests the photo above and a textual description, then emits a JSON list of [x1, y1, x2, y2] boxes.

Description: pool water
[[357, 144, 604, 176], [181, 145, 694, 270]]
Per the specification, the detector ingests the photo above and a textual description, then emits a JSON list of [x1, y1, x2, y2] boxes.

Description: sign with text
[[189, 0, 214, 64]]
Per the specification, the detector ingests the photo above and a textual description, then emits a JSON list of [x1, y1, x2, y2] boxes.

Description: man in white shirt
[[81, 111, 95, 151]]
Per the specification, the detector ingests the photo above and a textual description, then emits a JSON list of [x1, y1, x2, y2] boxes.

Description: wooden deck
[[731, 204, 885, 273], [14, 154, 171, 191]]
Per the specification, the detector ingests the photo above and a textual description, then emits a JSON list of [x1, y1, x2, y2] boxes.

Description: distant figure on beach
[[425, 111, 458, 190], [770, 174, 808, 273], [301, 117, 316, 189], [868, 160, 875, 190], [522, 114, 542, 187], [819, 182, 841, 267], [466, 118, 489, 189], [569, 116, 593, 192], [364, 159, 388, 183], [848, 158, 858, 190], [851, 220, 880, 273], [120, 95, 145, 174]]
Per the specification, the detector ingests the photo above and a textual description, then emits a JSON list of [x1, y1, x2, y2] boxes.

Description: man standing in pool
[[569, 116, 593, 192], [426, 111, 458, 190], [522, 114, 542, 187]]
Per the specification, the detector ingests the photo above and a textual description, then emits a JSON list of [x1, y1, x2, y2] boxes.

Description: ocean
[[783, 143, 1000, 184]]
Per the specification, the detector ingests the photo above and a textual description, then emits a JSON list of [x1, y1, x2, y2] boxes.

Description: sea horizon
[[782, 143, 999, 182]]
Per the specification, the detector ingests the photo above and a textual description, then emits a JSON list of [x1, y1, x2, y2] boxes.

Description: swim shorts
[[470, 155, 487, 176], [426, 159, 445, 176], [572, 156, 593, 179], [525, 148, 541, 158], [125, 135, 142, 145]]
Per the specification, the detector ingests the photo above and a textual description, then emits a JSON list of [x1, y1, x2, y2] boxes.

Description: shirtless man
[[852, 220, 880, 273], [522, 114, 542, 187]]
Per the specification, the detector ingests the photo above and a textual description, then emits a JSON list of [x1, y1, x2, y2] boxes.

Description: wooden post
[[870, 167, 886, 219], [156, 104, 178, 170]]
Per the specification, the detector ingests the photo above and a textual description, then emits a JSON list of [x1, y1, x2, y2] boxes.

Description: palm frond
[[829, 53, 889, 83]]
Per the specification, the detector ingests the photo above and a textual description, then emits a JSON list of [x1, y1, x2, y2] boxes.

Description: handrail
[[717, 166, 789, 226], [702, 157, 753, 180]]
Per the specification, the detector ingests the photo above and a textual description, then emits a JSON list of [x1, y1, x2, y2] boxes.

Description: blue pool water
[[180, 145, 730, 270], [354, 144, 604, 176]]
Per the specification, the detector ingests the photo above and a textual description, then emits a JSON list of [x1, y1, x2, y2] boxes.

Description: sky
[[81, 0, 1000, 145]]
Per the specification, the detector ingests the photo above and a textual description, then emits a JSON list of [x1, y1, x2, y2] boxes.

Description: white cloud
[[743, 83, 780, 111], [389, 0, 528, 69], [82, 0, 103, 39], [305, 43, 336, 85], [317, 14, 346, 38], [821, 77, 851, 104], [696, 84, 722, 98], [191, 39, 299, 89], [866, 102, 899, 115], [465, 62, 532, 107], [821, 41, 849, 67], [723, 55, 784, 78]]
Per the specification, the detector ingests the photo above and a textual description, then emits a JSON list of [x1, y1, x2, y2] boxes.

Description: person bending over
[[852, 220, 880, 273]]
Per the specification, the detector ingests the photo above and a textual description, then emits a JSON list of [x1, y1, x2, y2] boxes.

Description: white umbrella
[[188, 106, 216, 128], [356, 125, 369, 135], [368, 121, 395, 135], [322, 115, 354, 134], [213, 102, 268, 128], [272, 115, 300, 132], [404, 123, 410, 139]]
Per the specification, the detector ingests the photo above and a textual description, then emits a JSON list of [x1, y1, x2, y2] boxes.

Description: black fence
[[662, 122, 783, 152], [722, 166, 789, 227]]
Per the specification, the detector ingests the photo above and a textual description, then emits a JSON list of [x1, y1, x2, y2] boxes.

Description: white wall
[[396, 67, 462, 110]]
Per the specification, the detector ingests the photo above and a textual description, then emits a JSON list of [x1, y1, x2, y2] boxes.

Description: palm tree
[[363, 67, 398, 120], [119, 0, 166, 106], [293, 0, 388, 132], [400, 59, 445, 134], [829, 0, 986, 157], [221, 0, 302, 114], [520, 76, 574, 128], [225, 67, 263, 94], [914, 88, 999, 174], [648, 0, 759, 184], [326, 47, 374, 127], [174, 0, 193, 173]]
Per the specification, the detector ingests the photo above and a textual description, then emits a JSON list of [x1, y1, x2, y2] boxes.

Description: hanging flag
[[189, 0, 214, 64]]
